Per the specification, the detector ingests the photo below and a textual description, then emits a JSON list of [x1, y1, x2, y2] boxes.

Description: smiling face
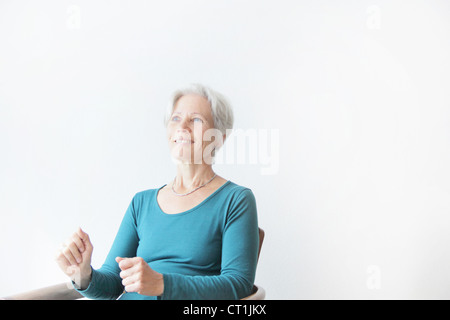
[[167, 94, 216, 164]]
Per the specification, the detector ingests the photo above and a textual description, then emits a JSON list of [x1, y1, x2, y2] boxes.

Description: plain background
[[1, 0, 450, 299]]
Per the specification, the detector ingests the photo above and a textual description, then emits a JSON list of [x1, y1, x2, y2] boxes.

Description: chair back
[[257, 228, 264, 262]]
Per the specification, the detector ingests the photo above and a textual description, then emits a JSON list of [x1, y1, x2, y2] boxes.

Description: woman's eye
[[192, 118, 203, 123], [171, 116, 181, 121]]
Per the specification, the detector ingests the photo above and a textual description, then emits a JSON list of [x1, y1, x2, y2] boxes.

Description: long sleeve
[[160, 189, 259, 300], [74, 181, 259, 300], [75, 198, 139, 300]]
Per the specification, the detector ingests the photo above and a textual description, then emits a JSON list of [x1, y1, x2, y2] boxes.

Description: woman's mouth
[[174, 139, 194, 144]]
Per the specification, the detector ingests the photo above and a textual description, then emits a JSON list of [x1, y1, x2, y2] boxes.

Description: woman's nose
[[178, 117, 191, 130]]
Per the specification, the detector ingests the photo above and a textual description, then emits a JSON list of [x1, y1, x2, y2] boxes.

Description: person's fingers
[[62, 244, 79, 265], [55, 248, 71, 268], [77, 227, 93, 253], [65, 240, 82, 264], [124, 283, 138, 292], [116, 257, 138, 290], [122, 273, 144, 294], [119, 263, 138, 280], [120, 272, 138, 286], [115, 257, 125, 264], [55, 249, 81, 279], [71, 231, 85, 253], [117, 257, 137, 270]]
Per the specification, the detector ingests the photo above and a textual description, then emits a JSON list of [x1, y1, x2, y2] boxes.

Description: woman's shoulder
[[220, 180, 256, 203], [130, 185, 166, 203], [223, 180, 251, 192], [221, 181, 258, 220]]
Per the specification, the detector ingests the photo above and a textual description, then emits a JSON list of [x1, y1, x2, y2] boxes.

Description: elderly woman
[[55, 84, 260, 300]]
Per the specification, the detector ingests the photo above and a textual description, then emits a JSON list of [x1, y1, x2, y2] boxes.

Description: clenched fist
[[55, 227, 93, 290], [116, 257, 164, 297]]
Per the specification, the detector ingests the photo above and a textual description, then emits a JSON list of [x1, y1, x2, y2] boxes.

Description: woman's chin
[[170, 151, 194, 164], [170, 155, 212, 165], [170, 156, 190, 165], [169, 147, 203, 164]]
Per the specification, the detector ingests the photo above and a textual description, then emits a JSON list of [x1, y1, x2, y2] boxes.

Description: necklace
[[171, 174, 217, 196]]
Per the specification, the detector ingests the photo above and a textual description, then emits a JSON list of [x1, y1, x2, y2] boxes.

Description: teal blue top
[[76, 180, 259, 300]]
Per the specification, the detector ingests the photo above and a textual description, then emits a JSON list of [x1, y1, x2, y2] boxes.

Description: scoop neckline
[[155, 180, 232, 216]]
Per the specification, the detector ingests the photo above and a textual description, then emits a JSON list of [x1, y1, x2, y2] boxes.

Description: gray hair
[[164, 83, 234, 137]]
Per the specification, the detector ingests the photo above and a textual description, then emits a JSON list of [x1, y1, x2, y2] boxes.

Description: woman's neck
[[173, 164, 216, 190]]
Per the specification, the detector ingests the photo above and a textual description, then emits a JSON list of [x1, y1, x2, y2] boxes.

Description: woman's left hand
[[116, 257, 164, 296]]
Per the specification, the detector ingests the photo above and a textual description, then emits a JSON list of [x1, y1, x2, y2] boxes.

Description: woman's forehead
[[173, 94, 212, 117]]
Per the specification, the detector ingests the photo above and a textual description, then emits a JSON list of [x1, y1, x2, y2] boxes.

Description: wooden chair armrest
[[2, 282, 84, 300]]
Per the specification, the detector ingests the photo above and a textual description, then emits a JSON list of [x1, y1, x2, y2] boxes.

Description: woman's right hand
[[55, 227, 93, 290]]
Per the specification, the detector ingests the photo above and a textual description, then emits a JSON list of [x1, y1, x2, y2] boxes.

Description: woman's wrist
[[73, 266, 92, 290], [156, 272, 164, 296]]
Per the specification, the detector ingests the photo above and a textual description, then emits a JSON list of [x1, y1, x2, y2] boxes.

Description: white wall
[[1, 0, 450, 299]]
